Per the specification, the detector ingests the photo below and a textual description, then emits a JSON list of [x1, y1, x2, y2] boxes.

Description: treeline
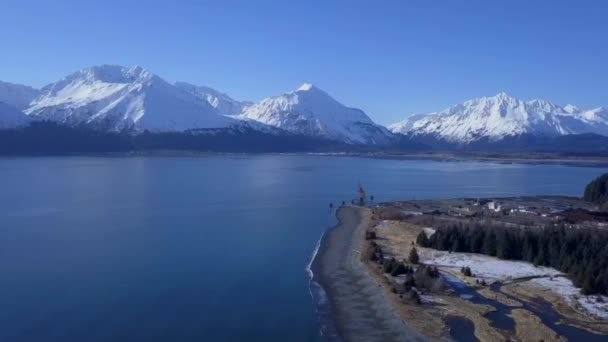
[[401, 132, 608, 154], [584, 173, 608, 206], [416, 224, 608, 295], [0, 121, 338, 155], [0, 121, 132, 155]]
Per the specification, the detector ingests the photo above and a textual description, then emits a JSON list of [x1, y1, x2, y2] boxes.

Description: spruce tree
[[416, 231, 429, 247], [409, 247, 420, 264]]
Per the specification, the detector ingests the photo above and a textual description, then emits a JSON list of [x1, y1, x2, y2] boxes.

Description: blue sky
[[0, 0, 606, 124]]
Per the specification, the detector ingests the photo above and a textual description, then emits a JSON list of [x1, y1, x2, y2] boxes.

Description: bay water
[[0, 155, 605, 341]]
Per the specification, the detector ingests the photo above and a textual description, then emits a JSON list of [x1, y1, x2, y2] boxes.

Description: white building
[[488, 201, 501, 212]]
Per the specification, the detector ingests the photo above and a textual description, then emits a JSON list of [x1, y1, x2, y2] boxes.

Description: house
[[488, 201, 501, 212]]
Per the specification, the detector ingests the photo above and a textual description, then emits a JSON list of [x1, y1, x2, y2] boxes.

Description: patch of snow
[[419, 294, 436, 304], [297, 83, 314, 91], [374, 220, 397, 229], [422, 227, 436, 238], [532, 277, 608, 319], [425, 249, 608, 319], [424, 250, 561, 280]]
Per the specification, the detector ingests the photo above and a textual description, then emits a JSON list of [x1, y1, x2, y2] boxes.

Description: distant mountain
[[3, 66, 608, 154], [0, 81, 40, 110], [24, 65, 238, 131], [0, 101, 30, 129], [389, 93, 608, 144], [240, 83, 393, 145], [174, 82, 252, 116]]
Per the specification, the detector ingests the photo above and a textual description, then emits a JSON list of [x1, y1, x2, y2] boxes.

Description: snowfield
[[423, 249, 562, 280], [375, 220, 397, 230], [532, 277, 608, 319], [422, 249, 608, 319]]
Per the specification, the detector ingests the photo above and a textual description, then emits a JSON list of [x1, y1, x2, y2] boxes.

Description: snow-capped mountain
[[25, 65, 238, 131], [0, 81, 40, 110], [174, 82, 252, 116], [389, 92, 608, 143], [239, 83, 392, 144]]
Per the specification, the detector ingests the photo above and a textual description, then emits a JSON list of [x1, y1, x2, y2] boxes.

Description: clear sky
[[1, 0, 606, 124]]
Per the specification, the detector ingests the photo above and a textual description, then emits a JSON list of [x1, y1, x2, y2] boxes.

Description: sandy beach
[[312, 206, 427, 342]]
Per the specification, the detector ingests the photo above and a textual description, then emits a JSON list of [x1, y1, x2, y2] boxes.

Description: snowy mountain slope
[[0, 81, 40, 110], [174, 82, 252, 116], [239, 83, 393, 144], [25, 65, 238, 131], [389, 93, 608, 143], [0, 101, 30, 129]]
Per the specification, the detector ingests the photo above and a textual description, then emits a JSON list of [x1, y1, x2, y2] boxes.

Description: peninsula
[[314, 195, 608, 341]]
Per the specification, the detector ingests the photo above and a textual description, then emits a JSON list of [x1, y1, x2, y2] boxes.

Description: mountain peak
[[491, 92, 517, 101], [240, 84, 391, 144], [74, 64, 155, 84], [26, 65, 236, 131], [296, 83, 316, 92], [564, 104, 581, 113]]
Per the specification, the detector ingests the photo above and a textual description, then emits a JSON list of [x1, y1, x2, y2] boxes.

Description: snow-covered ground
[[422, 249, 608, 319], [532, 277, 608, 319], [424, 250, 561, 280], [375, 220, 396, 230], [422, 227, 436, 237]]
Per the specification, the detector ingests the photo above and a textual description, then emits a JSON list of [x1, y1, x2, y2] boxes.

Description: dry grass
[[509, 309, 566, 342], [503, 283, 608, 335], [477, 287, 523, 307], [366, 214, 508, 341]]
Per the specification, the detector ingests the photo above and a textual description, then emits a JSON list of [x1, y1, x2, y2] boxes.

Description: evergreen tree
[[416, 231, 429, 247], [482, 230, 497, 256], [496, 229, 512, 259], [422, 221, 608, 295], [583, 173, 608, 204], [409, 247, 420, 264]]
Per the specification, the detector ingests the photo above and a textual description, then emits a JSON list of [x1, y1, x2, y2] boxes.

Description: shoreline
[[4, 151, 608, 168], [311, 206, 426, 342], [310, 151, 608, 168]]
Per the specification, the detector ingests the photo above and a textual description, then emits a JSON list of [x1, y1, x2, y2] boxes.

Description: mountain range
[[0, 64, 607, 153], [389, 92, 608, 143]]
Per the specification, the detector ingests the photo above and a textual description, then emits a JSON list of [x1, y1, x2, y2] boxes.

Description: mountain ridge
[[1, 66, 607, 149], [239, 83, 393, 145], [24, 65, 238, 131], [389, 93, 608, 144]]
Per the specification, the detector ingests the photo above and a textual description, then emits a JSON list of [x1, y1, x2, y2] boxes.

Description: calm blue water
[[0, 155, 606, 342]]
